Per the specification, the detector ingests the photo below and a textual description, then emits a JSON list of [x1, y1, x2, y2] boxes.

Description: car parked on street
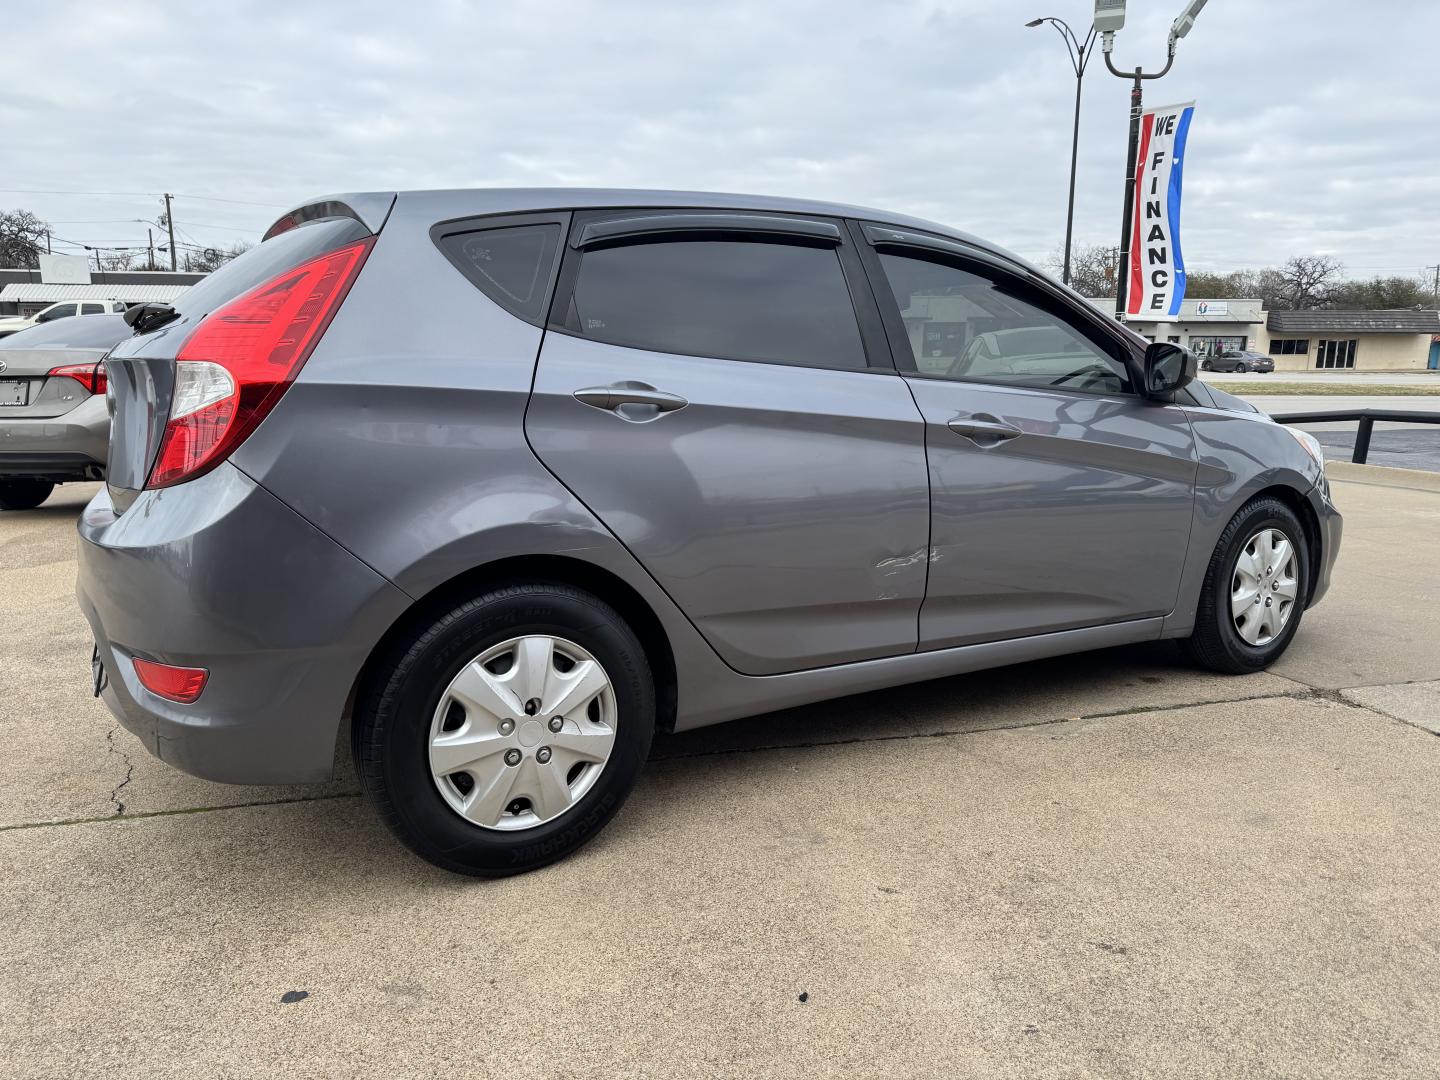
[[1201, 349, 1275, 373], [0, 314, 130, 509], [0, 299, 128, 339], [78, 190, 1341, 876]]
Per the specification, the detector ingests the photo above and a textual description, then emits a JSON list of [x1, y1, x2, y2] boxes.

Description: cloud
[[6, 0, 1436, 278]]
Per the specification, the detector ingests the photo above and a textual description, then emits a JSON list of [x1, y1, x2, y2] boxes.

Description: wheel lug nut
[[504, 749, 522, 766], [498, 719, 514, 735], [548, 716, 563, 733], [536, 747, 552, 764]]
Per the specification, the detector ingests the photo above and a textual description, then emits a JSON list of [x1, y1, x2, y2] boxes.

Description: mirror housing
[[1142, 341, 1197, 397]]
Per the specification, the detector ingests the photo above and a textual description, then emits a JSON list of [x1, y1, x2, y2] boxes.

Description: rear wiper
[[123, 303, 180, 334]]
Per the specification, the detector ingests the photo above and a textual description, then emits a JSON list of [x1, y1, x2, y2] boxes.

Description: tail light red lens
[[132, 657, 209, 704], [146, 236, 373, 489], [47, 361, 107, 395]]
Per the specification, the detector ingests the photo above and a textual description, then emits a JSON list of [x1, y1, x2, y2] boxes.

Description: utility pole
[[147, 228, 156, 272], [164, 193, 177, 271], [44, 229, 51, 255], [1098, 0, 1207, 320]]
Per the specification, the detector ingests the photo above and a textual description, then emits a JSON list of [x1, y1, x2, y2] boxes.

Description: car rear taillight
[[47, 361, 107, 395], [132, 657, 209, 703], [146, 236, 373, 489]]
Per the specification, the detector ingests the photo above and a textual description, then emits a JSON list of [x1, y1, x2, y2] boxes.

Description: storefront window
[[1188, 335, 1246, 358]]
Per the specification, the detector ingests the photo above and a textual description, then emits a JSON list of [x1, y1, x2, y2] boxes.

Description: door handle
[[574, 385, 689, 413], [948, 417, 1022, 444]]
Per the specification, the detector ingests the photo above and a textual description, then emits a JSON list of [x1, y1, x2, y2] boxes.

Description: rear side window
[[437, 223, 562, 324], [562, 238, 867, 371], [81, 303, 104, 315]]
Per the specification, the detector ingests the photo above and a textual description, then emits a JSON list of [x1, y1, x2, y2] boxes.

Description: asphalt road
[[3, 471, 1440, 1078]]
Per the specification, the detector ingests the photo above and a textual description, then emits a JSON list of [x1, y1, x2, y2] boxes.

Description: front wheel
[[0, 479, 55, 510], [355, 582, 655, 876], [1200, 359, 1213, 372], [1185, 497, 1310, 674]]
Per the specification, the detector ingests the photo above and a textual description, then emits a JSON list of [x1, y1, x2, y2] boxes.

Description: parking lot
[[3, 467, 1440, 1079]]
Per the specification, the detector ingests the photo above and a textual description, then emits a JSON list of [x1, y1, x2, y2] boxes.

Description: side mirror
[[1143, 341, 1197, 397]]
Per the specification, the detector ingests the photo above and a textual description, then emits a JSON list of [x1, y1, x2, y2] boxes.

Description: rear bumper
[[0, 395, 109, 479], [1306, 481, 1342, 608], [76, 462, 411, 784]]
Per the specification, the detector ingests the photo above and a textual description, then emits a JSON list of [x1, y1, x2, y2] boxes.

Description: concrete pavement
[[2, 476, 1439, 1078]]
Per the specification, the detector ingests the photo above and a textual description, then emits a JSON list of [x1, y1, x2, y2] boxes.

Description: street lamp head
[[1025, 18, 1046, 27], [1170, 0, 1208, 41]]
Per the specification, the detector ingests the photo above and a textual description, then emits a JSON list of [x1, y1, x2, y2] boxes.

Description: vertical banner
[[1127, 101, 1195, 317]]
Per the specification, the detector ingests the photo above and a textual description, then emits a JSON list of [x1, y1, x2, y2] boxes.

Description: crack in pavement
[[104, 726, 135, 816], [1, 684, 1423, 836]]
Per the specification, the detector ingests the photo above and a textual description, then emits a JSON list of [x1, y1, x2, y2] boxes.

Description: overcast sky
[[5, 0, 1436, 280]]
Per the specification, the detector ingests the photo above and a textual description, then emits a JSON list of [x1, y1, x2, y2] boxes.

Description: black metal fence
[[1270, 409, 1440, 465]]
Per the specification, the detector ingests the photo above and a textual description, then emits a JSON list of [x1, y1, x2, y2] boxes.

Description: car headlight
[[1287, 426, 1325, 468]]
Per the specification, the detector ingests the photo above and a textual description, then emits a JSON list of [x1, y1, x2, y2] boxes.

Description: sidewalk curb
[[1325, 460, 1440, 491]]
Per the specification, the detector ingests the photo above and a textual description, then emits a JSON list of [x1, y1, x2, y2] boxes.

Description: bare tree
[[1264, 255, 1344, 310], [1043, 243, 1117, 298], [0, 209, 51, 269]]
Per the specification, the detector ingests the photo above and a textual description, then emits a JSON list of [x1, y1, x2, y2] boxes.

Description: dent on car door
[[854, 224, 1198, 648], [524, 212, 931, 676]]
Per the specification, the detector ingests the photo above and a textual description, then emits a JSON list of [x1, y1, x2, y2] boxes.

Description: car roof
[[288, 187, 1044, 277]]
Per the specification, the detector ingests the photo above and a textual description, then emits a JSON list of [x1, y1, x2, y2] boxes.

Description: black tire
[[0, 479, 55, 510], [1184, 496, 1310, 674], [1200, 359, 1213, 372], [355, 582, 655, 877]]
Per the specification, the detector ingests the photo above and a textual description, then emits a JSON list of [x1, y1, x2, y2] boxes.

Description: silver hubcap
[[428, 635, 616, 831], [1231, 527, 1299, 646]]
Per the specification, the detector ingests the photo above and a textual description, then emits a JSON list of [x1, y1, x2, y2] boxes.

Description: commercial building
[[1090, 297, 1440, 372], [0, 268, 205, 318]]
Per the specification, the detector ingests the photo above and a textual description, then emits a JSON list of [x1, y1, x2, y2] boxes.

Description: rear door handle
[[574, 385, 689, 413], [948, 417, 1022, 443]]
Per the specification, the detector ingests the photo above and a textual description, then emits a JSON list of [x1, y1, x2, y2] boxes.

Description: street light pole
[[1026, 17, 1097, 288], [1100, 0, 1207, 320]]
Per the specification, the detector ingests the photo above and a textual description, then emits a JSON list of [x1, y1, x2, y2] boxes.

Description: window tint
[[438, 223, 561, 324], [1268, 338, 1308, 355], [81, 303, 104, 315], [173, 217, 370, 321], [566, 237, 866, 370], [876, 253, 1129, 394], [38, 304, 77, 322]]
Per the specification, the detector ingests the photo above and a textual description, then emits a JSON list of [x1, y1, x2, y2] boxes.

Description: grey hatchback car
[[79, 189, 1340, 876]]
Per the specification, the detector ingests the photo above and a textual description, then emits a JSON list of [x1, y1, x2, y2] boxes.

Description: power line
[[0, 187, 287, 208]]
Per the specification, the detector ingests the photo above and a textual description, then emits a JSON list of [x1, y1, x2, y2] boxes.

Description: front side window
[[38, 304, 77, 322], [565, 237, 867, 371], [876, 252, 1129, 394]]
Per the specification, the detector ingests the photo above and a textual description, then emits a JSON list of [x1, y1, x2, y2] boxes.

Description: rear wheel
[[1185, 497, 1309, 673], [0, 480, 55, 510], [355, 582, 654, 876]]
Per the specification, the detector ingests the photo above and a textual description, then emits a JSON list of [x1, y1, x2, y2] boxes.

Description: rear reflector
[[132, 657, 209, 703], [146, 236, 373, 489], [47, 361, 107, 396]]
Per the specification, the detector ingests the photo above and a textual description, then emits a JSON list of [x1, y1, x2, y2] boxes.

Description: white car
[[0, 299, 128, 338]]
